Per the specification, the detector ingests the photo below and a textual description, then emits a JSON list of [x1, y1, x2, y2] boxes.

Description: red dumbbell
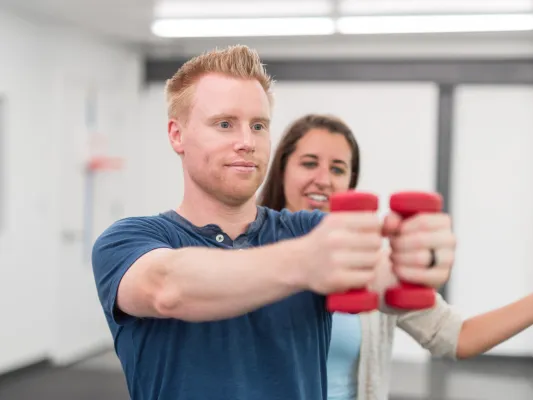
[[326, 191, 380, 314], [384, 191, 443, 310]]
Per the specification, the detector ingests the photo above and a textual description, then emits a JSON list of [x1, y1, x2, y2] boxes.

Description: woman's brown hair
[[258, 114, 360, 211]]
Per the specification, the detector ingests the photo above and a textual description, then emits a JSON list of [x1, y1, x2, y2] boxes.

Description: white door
[[52, 80, 125, 364], [270, 81, 439, 364], [450, 85, 533, 356]]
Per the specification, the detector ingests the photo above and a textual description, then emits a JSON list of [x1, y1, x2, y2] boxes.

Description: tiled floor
[[0, 351, 532, 400]]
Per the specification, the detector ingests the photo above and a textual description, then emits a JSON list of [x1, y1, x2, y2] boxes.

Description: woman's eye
[[301, 162, 317, 169], [332, 167, 346, 175]]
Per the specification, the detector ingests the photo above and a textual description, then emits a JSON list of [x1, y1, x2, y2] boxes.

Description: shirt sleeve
[[280, 209, 325, 236], [91, 217, 175, 326], [303, 209, 326, 233], [396, 292, 463, 359]]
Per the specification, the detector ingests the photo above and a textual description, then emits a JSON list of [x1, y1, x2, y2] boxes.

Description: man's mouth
[[227, 161, 258, 173], [229, 161, 257, 168]]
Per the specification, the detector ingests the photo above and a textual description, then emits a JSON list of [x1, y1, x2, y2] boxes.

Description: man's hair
[[164, 45, 274, 122]]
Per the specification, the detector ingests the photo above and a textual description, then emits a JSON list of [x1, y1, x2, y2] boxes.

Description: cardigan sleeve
[[396, 293, 463, 359], [368, 247, 464, 359]]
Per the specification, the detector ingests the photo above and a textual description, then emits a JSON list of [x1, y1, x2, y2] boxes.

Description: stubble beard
[[191, 166, 264, 207]]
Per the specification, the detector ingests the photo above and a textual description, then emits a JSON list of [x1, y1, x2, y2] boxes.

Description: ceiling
[[0, 0, 157, 42], [1, 0, 533, 59]]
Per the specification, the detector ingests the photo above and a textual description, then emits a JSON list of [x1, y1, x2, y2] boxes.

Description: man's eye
[[219, 121, 231, 129]]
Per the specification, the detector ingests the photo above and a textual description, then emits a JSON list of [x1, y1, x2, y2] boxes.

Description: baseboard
[[61, 345, 115, 369], [0, 346, 115, 383], [430, 353, 533, 376], [0, 358, 51, 383], [49, 333, 114, 367], [433, 353, 533, 364], [51, 341, 114, 368], [467, 354, 533, 364]]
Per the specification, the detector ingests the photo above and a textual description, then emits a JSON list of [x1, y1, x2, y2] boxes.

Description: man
[[92, 45, 456, 400]]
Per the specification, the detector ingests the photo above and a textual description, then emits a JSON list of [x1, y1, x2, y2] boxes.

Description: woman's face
[[283, 128, 353, 212]]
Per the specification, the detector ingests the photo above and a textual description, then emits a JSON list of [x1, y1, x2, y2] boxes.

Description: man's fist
[[302, 212, 382, 295]]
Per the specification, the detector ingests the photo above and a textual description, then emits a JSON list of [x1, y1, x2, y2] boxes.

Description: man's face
[[169, 73, 271, 206]]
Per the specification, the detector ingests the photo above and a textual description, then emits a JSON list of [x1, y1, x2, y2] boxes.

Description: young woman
[[258, 113, 533, 400]]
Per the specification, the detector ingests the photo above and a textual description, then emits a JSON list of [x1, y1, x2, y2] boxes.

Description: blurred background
[[0, 0, 533, 399]]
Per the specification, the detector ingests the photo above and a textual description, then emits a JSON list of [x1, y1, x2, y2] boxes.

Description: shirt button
[[215, 234, 224, 243]]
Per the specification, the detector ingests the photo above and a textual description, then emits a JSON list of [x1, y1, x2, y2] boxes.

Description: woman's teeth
[[307, 194, 328, 202]]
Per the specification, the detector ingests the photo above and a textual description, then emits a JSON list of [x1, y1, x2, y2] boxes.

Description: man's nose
[[234, 127, 256, 153]]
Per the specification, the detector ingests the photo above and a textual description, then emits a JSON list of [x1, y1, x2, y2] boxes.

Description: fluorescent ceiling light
[[151, 17, 335, 38], [337, 14, 533, 34], [340, 0, 533, 15], [154, 0, 332, 18]]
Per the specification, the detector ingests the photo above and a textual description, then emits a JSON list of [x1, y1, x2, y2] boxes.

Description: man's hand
[[382, 212, 456, 289], [301, 212, 382, 295]]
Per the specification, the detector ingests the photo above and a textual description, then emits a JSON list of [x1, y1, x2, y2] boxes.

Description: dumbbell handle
[[326, 191, 380, 314], [384, 191, 442, 310]]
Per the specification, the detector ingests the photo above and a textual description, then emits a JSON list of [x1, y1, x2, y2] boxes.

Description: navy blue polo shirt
[[92, 206, 331, 400]]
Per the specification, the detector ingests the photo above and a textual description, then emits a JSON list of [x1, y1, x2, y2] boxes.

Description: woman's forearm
[[456, 294, 533, 359]]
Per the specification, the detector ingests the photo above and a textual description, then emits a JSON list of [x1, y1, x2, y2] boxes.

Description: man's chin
[[221, 185, 262, 206]]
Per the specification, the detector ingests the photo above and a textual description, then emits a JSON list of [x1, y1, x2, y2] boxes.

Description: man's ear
[[168, 119, 184, 155]]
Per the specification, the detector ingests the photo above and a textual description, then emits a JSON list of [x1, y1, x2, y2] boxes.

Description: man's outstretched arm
[[112, 212, 382, 322], [117, 240, 306, 322]]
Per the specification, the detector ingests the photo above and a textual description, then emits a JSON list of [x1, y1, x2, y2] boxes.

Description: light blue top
[[327, 313, 362, 400]]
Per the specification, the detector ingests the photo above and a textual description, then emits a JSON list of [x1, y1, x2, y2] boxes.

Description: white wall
[[137, 81, 533, 363], [65, 81, 533, 363], [450, 85, 533, 356], [270, 82, 439, 362], [150, 32, 533, 60], [125, 83, 183, 217], [0, 7, 142, 373], [3, 5, 532, 376], [138, 81, 439, 362]]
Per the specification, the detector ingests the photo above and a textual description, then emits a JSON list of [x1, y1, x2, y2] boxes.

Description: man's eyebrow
[[206, 114, 270, 126], [254, 117, 271, 126], [206, 113, 238, 121]]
